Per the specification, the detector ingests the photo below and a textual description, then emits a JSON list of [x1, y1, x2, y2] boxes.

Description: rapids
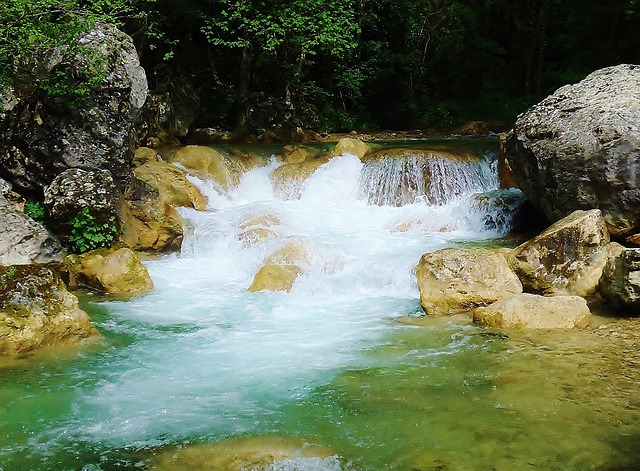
[[1, 140, 639, 471]]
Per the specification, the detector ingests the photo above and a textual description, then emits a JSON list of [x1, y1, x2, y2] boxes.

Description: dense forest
[[1, 0, 640, 133]]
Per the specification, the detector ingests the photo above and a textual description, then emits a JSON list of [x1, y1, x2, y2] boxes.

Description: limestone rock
[[278, 145, 325, 164], [149, 436, 333, 471], [416, 247, 522, 316], [44, 168, 120, 237], [65, 247, 154, 296], [599, 248, 640, 311], [122, 177, 185, 252], [170, 145, 232, 191], [332, 138, 371, 160], [452, 120, 491, 136], [0, 25, 147, 193], [248, 264, 301, 292], [133, 147, 160, 166], [0, 265, 98, 356], [0, 196, 62, 265], [238, 214, 282, 246], [265, 239, 311, 266], [133, 161, 207, 210], [508, 209, 611, 297], [473, 293, 591, 329], [504, 64, 640, 237], [270, 157, 330, 199]]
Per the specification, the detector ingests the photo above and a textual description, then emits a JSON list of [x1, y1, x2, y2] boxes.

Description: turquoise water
[[1, 144, 638, 470]]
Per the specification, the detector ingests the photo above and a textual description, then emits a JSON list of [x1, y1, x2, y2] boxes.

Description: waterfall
[[0, 142, 527, 470]]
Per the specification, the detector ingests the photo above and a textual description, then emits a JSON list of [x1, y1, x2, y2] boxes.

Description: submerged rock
[[473, 293, 591, 329], [504, 64, 640, 237], [599, 248, 640, 312], [149, 436, 335, 471], [0, 196, 62, 265], [65, 247, 153, 296], [416, 247, 522, 316], [0, 265, 98, 356], [508, 209, 612, 297]]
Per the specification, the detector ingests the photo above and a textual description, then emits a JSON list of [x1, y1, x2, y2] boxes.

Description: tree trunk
[[234, 46, 253, 136]]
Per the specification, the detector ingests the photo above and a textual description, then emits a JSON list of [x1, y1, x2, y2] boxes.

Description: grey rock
[[44, 168, 120, 235], [504, 64, 640, 237], [0, 25, 147, 193], [0, 196, 62, 265], [508, 209, 612, 297], [599, 248, 640, 311]]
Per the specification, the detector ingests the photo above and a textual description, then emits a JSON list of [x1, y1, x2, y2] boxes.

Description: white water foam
[[69, 149, 521, 447]]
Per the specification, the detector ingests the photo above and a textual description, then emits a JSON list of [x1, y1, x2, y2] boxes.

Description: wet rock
[[265, 239, 311, 266], [0, 265, 98, 356], [599, 248, 640, 312], [473, 293, 591, 329], [170, 145, 232, 191], [121, 177, 184, 252], [238, 214, 282, 246], [133, 161, 207, 211], [498, 133, 518, 189], [65, 247, 153, 296], [187, 127, 234, 145], [44, 168, 120, 237], [277, 145, 325, 164], [0, 25, 146, 193], [270, 157, 330, 199], [416, 247, 522, 316], [332, 137, 371, 160], [133, 147, 160, 166], [149, 436, 334, 471], [508, 209, 612, 297], [0, 196, 62, 265], [248, 264, 301, 292], [504, 64, 640, 237]]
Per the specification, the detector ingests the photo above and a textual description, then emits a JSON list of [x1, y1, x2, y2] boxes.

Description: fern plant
[[68, 207, 117, 254]]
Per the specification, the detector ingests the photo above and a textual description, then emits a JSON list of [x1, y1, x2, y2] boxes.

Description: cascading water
[[2, 142, 638, 471]]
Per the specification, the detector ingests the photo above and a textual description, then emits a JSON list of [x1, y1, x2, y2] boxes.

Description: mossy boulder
[[0, 265, 98, 356], [65, 247, 153, 296]]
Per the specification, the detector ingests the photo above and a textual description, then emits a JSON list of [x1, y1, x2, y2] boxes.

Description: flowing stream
[[1, 140, 639, 470]]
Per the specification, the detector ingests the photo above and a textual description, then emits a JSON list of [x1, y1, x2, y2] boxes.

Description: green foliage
[[68, 208, 117, 254], [24, 200, 46, 223]]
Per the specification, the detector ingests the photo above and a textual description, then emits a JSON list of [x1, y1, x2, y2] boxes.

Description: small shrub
[[24, 200, 46, 223], [68, 208, 118, 254]]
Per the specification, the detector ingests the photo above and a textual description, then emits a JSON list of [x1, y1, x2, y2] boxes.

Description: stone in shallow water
[[149, 436, 334, 471], [416, 247, 522, 316], [508, 209, 613, 297], [0, 265, 98, 356], [473, 293, 591, 329]]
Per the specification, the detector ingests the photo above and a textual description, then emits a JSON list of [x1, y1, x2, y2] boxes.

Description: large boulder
[[43, 168, 120, 238], [416, 247, 522, 316], [504, 64, 640, 237], [0, 196, 62, 265], [169, 146, 232, 191], [508, 209, 612, 297], [473, 293, 591, 329], [133, 161, 208, 211], [65, 247, 154, 296], [0, 265, 98, 356], [332, 138, 371, 160], [599, 248, 640, 311], [121, 177, 185, 253], [0, 25, 147, 193]]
